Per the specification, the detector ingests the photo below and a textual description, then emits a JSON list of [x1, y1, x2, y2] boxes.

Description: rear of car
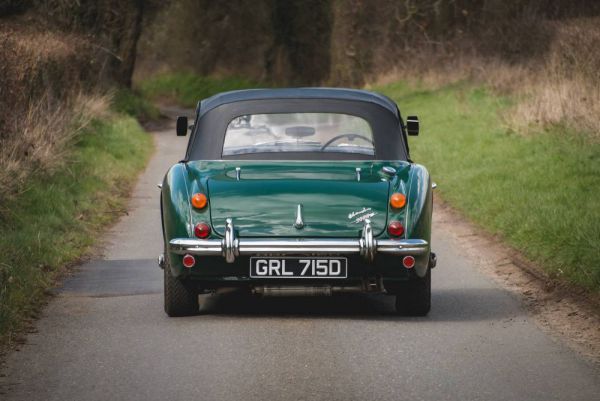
[[160, 89, 434, 317]]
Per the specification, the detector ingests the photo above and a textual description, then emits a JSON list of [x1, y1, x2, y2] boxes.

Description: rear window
[[222, 113, 375, 157]]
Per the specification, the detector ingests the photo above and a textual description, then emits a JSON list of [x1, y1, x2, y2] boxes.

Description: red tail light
[[194, 222, 211, 239], [402, 256, 415, 269], [387, 220, 404, 237], [182, 254, 196, 268]]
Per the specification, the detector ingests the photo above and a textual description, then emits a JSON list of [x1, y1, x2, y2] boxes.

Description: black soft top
[[199, 88, 400, 118], [186, 88, 409, 161]]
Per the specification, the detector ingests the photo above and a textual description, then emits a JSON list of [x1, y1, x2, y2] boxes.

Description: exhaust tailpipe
[[252, 277, 385, 297], [253, 286, 334, 297]]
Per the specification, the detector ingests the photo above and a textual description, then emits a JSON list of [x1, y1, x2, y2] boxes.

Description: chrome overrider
[[169, 219, 429, 264]]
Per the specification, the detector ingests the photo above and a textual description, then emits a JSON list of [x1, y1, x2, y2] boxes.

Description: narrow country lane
[[1, 119, 599, 401]]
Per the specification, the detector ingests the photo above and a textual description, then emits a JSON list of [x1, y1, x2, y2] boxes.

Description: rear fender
[[405, 164, 433, 277], [161, 163, 193, 277]]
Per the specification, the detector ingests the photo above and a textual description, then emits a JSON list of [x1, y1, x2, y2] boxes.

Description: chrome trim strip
[[381, 166, 396, 176], [180, 165, 194, 237]]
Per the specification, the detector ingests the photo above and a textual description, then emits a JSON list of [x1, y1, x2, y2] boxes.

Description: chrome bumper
[[169, 219, 429, 264]]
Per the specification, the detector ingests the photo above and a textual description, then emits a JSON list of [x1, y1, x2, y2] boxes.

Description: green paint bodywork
[[207, 162, 390, 238], [161, 160, 432, 283]]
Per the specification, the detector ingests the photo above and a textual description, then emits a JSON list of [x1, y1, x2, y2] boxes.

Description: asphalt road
[[2, 123, 599, 401]]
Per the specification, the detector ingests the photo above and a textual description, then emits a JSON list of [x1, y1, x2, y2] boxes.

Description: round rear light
[[387, 220, 404, 237], [182, 254, 195, 268], [390, 193, 406, 209], [194, 222, 211, 239], [191, 193, 207, 209], [403, 256, 415, 269]]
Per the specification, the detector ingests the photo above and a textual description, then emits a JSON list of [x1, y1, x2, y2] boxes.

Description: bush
[[138, 73, 260, 108], [112, 88, 160, 121]]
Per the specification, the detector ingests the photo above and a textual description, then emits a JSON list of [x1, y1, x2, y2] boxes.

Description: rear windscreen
[[222, 113, 375, 157]]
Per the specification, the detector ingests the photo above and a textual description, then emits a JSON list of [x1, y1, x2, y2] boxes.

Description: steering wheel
[[320, 133, 374, 151]]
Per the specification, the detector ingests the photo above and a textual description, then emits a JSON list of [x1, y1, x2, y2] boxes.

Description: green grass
[[138, 73, 261, 108], [378, 81, 600, 292], [112, 88, 160, 121], [0, 115, 152, 343]]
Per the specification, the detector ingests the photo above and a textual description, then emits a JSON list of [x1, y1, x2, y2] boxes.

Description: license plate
[[250, 257, 347, 278]]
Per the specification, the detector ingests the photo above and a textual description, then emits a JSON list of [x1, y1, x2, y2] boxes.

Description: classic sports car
[[159, 88, 435, 316]]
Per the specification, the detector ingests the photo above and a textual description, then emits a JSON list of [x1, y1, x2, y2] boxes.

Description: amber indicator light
[[191, 193, 207, 209], [390, 193, 406, 209]]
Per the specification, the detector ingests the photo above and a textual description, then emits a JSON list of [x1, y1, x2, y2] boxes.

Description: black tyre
[[394, 268, 431, 316], [164, 263, 199, 317]]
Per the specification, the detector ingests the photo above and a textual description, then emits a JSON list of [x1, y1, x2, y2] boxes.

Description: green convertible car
[[159, 88, 436, 316]]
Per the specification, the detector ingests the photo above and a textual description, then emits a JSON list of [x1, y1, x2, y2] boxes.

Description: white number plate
[[250, 257, 348, 278]]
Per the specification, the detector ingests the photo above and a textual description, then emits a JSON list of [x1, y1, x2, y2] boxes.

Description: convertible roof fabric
[[199, 88, 400, 118], [186, 88, 409, 161]]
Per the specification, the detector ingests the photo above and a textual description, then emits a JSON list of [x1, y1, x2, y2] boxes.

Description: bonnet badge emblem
[[294, 204, 304, 229]]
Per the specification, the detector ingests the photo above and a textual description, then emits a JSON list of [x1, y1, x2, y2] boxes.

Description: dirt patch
[[434, 198, 600, 365]]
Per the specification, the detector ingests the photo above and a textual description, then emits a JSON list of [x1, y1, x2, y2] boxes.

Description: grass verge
[[137, 73, 260, 108], [378, 81, 600, 292], [112, 88, 160, 122], [0, 114, 153, 344]]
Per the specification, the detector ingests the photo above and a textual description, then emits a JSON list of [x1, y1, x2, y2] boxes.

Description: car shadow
[[197, 286, 523, 322]]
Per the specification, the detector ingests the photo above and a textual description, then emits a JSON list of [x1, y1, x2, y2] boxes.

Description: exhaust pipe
[[252, 277, 385, 297], [253, 286, 334, 297]]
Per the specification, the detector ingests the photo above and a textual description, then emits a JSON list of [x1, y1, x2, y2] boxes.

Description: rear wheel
[[164, 262, 199, 317], [394, 268, 431, 316]]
